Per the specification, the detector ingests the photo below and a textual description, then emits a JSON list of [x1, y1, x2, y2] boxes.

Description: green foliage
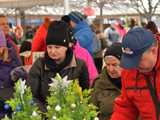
[[46, 74, 98, 120], [2, 80, 42, 120], [2, 74, 98, 120]]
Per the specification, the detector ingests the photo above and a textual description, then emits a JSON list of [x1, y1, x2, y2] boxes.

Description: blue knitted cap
[[68, 11, 84, 24]]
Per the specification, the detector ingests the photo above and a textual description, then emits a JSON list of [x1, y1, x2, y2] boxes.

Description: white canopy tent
[[0, 0, 160, 26], [0, 0, 64, 8], [0, 0, 160, 16], [0, 0, 137, 16], [0, 0, 88, 16]]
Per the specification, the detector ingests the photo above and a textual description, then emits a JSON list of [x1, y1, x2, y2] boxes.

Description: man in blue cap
[[111, 27, 160, 120]]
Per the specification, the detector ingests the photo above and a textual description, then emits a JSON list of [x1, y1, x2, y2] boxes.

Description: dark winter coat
[[92, 68, 121, 120], [28, 56, 89, 112]]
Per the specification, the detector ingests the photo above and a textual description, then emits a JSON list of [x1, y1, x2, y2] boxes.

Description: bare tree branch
[[130, 0, 143, 15], [139, 0, 148, 13], [152, 0, 160, 14], [85, 0, 160, 20]]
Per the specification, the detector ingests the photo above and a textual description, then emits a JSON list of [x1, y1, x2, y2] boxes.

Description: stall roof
[[0, 0, 160, 16], [0, 0, 63, 8]]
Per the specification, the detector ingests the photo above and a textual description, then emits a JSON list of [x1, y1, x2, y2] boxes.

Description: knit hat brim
[[104, 42, 122, 60], [46, 21, 70, 47]]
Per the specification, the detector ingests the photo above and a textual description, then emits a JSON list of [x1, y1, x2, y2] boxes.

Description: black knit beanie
[[46, 21, 70, 47], [104, 42, 122, 60], [61, 15, 71, 23]]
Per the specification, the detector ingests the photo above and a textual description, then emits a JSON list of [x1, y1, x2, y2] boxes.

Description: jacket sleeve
[[78, 60, 89, 90], [75, 30, 94, 55], [28, 59, 47, 112], [92, 77, 120, 117], [111, 95, 139, 120], [84, 50, 98, 87], [111, 72, 139, 120]]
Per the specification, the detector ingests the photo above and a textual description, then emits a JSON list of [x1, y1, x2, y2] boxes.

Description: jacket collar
[[44, 55, 77, 70], [72, 21, 90, 33], [100, 67, 121, 91]]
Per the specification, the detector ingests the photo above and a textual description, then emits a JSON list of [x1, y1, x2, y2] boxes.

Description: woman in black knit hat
[[28, 21, 89, 112], [91, 42, 122, 120]]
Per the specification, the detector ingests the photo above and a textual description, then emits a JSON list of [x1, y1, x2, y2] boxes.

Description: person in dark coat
[[28, 21, 89, 112], [91, 43, 122, 120]]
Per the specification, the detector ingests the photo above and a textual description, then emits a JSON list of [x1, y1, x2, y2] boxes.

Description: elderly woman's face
[[105, 56, 122, 78], [47, 45, 67, 64]]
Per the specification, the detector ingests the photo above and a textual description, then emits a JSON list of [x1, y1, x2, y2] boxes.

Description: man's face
[[138, 46, 158, 73], [0, 16, 9, 35], [105, 56, 122, 78], [47, 45, 67, 64]]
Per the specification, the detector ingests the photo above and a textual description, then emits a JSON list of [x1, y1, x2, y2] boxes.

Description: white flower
[[3, 115, 10, 120], [52, 116, 57, 120], [71, 103, 76, 108], [32, 111, 38, 116], [49, 78, 58, 88], [62, 76, 71, 87], [49, 75, 71, 88], [55, 105, 61, 111], [17, 79, 27, 104], [19, 79, 27, 95], [47, 105, 51, 110], [94, 117, 99, 120]]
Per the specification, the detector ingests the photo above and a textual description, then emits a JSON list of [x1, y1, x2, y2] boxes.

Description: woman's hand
[[0, 47, 9, 62]]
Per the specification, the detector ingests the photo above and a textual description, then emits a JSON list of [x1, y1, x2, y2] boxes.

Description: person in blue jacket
[[62, 12, 95, 56]]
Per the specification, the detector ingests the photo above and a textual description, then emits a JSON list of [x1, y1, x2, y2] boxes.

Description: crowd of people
[[0, 11, 160, 120]]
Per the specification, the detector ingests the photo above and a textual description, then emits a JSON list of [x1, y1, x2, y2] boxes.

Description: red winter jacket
[[27, 24, 48, 65], [111, 51, 160, 120], [31, 24, 47, 52]]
